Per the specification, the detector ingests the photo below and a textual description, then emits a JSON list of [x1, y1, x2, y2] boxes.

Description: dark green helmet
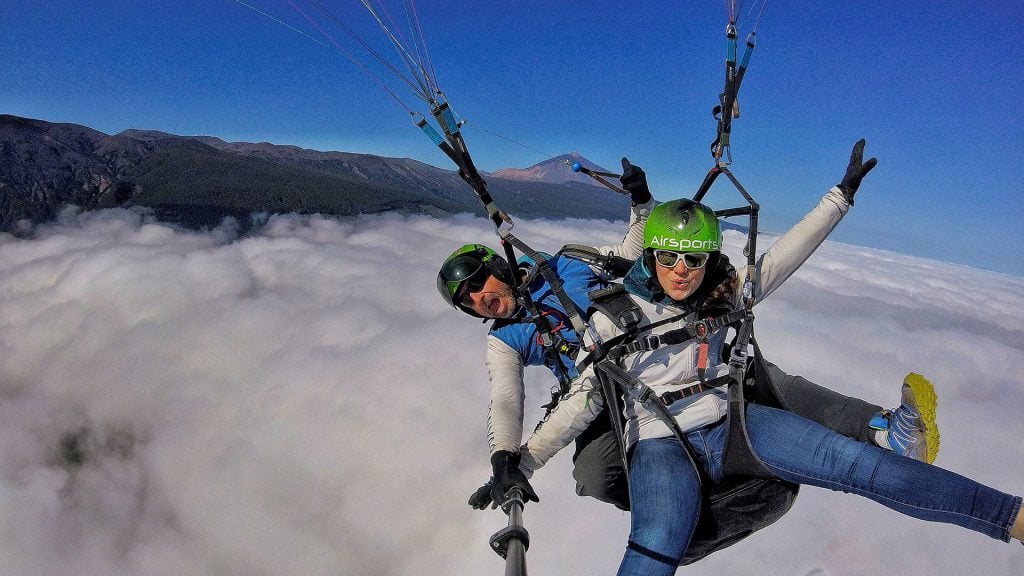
[[643, 199, 722, 253], [436, 244, 512, 316]]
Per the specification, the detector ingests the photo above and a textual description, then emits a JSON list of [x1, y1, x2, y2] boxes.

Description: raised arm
[[750, 140, 877, 302], [593, 158, 657, 263]]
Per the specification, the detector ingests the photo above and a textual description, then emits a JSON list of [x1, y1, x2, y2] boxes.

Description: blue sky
[[3, 1, 1022, 276]]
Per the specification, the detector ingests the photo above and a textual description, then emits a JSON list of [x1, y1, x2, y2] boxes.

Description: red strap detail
[[534, 309, 567, 347], [697, 341, 709, 370], [695, 322, 708, 338]]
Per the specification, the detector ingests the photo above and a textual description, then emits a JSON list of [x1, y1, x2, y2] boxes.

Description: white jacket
[[519, 187, 851, 472]]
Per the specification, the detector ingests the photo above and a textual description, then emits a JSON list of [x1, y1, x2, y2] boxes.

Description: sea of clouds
[[0, 207, 1021, 576]]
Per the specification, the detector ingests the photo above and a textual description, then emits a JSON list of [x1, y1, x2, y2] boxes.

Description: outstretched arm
[[518, 366, 607, 473], [518, 312, 624, 472], [472, 333, 601, 510], [468, 336, 540, 510], [751, 139, 877, 302], [485, 335, 527, 455]]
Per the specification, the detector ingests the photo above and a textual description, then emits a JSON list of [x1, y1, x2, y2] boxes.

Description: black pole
[[489, 488, 529, 576], [570, 163, 627, 195]]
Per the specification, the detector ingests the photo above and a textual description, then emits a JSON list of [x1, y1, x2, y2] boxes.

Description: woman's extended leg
[[616, 436, 706, 576], [744, 403, 1022, 542]]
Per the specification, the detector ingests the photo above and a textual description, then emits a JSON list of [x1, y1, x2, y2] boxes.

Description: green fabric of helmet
[[642, 199, 723, 253]]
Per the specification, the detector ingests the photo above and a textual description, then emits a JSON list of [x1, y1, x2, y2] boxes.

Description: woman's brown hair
[[697, 254, 738, 316]]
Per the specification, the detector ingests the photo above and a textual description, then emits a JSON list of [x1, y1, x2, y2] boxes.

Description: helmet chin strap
[[509, 299, 525, 319]]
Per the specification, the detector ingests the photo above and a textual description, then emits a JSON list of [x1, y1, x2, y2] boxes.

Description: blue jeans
[[617, 403, 1022, 576]]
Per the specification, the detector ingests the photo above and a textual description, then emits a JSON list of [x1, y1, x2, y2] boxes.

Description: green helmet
[[436, 244, 512, 315], [643, 199, 722, 253]]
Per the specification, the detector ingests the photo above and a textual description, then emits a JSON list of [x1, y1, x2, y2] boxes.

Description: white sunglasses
[[653, 250, 710, 269]]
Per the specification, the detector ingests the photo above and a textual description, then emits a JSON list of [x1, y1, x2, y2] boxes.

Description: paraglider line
[[358, 0, 436, 103], [304, 0, 431, 104], [229, 0, 333, 51], [478, 126, 556, 160]]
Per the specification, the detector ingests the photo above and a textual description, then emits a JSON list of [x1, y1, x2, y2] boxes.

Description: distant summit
[[490, 152, 612, 187]]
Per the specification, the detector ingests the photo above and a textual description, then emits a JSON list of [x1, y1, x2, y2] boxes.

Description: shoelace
[[889, 406, 922, 451]]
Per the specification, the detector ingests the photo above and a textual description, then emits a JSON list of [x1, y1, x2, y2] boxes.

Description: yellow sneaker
[[886, 373, 940, 464]]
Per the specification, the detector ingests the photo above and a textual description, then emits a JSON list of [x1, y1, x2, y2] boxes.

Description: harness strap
[[658, 375, 733, 406], [595, 367, 632, 493], [559, 244, 635, 279], [495, 241, 574, 392], [500, 231, 591, 341], [626, 540, 678, 566], [575, 309, 687, 374], [697, 341, 710, 382], [606, 309, 747, 362], [596, 359, 709, 489]]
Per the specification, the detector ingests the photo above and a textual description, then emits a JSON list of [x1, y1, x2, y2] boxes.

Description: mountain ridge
[[0, 115, 629, 232]]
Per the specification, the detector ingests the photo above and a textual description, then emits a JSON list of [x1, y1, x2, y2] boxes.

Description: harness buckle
[[636, 385, 654, 404], [693, 320, 710, 341], [728, 345, 748, 371], [641, 333, 662, 351], [618, 308, 642, 330]]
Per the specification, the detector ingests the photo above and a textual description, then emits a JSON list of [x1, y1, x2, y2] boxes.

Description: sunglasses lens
[[683, 253, 709, 269], [655, 250, 681, 268], [458, 275, 486, 306]]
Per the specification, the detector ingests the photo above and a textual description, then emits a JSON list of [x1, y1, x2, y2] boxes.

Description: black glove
[[836, 139, 878, 206], [488, 451, 539, 509], [619, 157, 652, 205], [468, 479, 495, 510]]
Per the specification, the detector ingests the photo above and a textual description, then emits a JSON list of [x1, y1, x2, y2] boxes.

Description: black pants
[[570, 362, 882, 510]]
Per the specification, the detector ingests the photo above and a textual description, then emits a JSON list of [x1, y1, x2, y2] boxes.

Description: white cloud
[[0, 209, 1021, 575]]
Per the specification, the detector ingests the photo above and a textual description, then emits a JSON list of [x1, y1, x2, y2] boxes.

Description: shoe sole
[[904, 373, 940, 464]]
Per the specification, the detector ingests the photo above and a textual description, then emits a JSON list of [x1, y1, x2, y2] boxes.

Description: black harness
[[582, 281, 801, 566]]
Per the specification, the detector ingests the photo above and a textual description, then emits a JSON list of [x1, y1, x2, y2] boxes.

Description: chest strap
[[606, 309, 747, 362]]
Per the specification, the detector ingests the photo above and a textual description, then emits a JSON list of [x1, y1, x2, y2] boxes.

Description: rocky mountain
[[0, 116, 146, 230], [490, 152, 612, 186], [0, 115, 629, 232]]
